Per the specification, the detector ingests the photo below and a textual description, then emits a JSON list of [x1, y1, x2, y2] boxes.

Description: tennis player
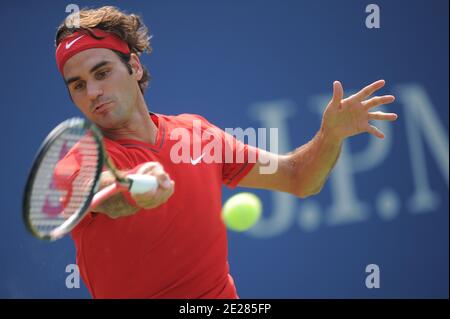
[[54, 6, 398, 298]]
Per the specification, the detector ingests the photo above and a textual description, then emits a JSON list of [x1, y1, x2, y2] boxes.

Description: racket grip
[[127, 174, 158, 194]]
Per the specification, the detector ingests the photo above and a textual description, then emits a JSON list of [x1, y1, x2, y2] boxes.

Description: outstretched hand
[[321, 80, 397, 141]]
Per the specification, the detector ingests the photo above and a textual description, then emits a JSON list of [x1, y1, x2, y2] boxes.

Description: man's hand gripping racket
[[22, 117, 167, 241]]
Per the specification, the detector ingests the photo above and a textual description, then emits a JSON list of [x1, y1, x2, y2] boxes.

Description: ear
[[129, 53, 144, 81]]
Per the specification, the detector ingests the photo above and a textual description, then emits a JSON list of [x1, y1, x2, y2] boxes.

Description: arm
[[93, 162, 175, 219], [238, 79, 397, 198]]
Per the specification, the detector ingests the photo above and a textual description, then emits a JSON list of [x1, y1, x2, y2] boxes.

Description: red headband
[[55, 29, 130, 74]]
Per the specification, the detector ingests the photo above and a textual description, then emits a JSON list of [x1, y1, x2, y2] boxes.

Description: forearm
[[94, 193, 139, 218], [92, 171, 139, 219], [290, 127, 343, 198]]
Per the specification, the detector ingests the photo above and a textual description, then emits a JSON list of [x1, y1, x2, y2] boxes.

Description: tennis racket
[[23, 117, 158, 241]]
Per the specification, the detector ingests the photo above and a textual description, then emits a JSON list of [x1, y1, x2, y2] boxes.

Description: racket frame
[[23, 118, 105, 241]]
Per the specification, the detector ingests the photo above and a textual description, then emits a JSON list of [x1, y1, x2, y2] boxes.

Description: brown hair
[[55, 6, 152, 94]]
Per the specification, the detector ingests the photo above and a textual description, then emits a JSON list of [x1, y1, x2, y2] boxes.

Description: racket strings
[[28, 125, 100, 236]]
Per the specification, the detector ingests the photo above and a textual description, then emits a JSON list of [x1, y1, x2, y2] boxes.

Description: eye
[[95, 70, 110, 80], [73, 81, 85, 91]]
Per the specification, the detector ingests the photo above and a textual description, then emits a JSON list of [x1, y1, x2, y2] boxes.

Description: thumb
[[331, 81, 344, 107]]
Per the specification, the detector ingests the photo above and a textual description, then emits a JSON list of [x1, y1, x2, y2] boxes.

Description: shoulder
[[157, 113, 219, 131], [159, 113, 209, 123]]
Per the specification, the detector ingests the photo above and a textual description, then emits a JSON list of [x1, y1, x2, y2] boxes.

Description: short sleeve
[[221, 130, 259, 188], [188, 115, 259, 189]]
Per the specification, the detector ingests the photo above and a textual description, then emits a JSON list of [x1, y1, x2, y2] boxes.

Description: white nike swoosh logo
[[65, 35, 84, 49], [190, 153, 205, 165]]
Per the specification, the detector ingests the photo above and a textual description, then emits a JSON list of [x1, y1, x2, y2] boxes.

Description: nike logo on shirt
[[190, 153, 205, 165]]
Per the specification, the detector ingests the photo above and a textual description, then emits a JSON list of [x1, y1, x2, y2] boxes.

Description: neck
[[101, 93, 157, 144]]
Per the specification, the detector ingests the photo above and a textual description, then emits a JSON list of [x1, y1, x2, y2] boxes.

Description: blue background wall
[[0, 0, 448, 298]]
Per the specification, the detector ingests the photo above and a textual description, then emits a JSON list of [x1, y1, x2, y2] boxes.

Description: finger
[[134, 183, 173, 208], [136, 162, 162, 174], [159, 181, 175, 203], [363, 95, 395, 110], [153, 168, 172, 189], [368, 111, 398, 121], [367, 125, 385, 139], [137, 162, 171, 189], [331, 81, 344, 106], [354, 79, 385, 101], [131, 171, 171, 204], [152, 180, 175, 201]]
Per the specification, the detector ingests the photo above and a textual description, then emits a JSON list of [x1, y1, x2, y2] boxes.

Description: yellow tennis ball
[[222, 192, 262, 232]]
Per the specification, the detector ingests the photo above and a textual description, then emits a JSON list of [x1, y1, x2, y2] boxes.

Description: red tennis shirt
[[69, 113, 258, 298]]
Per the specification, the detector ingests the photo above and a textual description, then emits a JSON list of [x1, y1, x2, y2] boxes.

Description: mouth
[[93, 101, 112, 114]]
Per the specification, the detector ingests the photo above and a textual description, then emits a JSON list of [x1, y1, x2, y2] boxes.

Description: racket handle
[[127, 174, 158, 194]]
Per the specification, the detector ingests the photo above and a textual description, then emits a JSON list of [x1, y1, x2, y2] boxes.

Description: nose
[[86, 80, 103, 101]]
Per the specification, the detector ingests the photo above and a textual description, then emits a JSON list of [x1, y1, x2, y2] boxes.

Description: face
[[63, 48, 143, 129]]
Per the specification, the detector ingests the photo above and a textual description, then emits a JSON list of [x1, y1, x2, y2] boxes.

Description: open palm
[[321, 80, 397, 140]]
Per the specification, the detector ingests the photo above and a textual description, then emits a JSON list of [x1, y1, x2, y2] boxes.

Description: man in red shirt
[[55, 6, 397, 298]]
